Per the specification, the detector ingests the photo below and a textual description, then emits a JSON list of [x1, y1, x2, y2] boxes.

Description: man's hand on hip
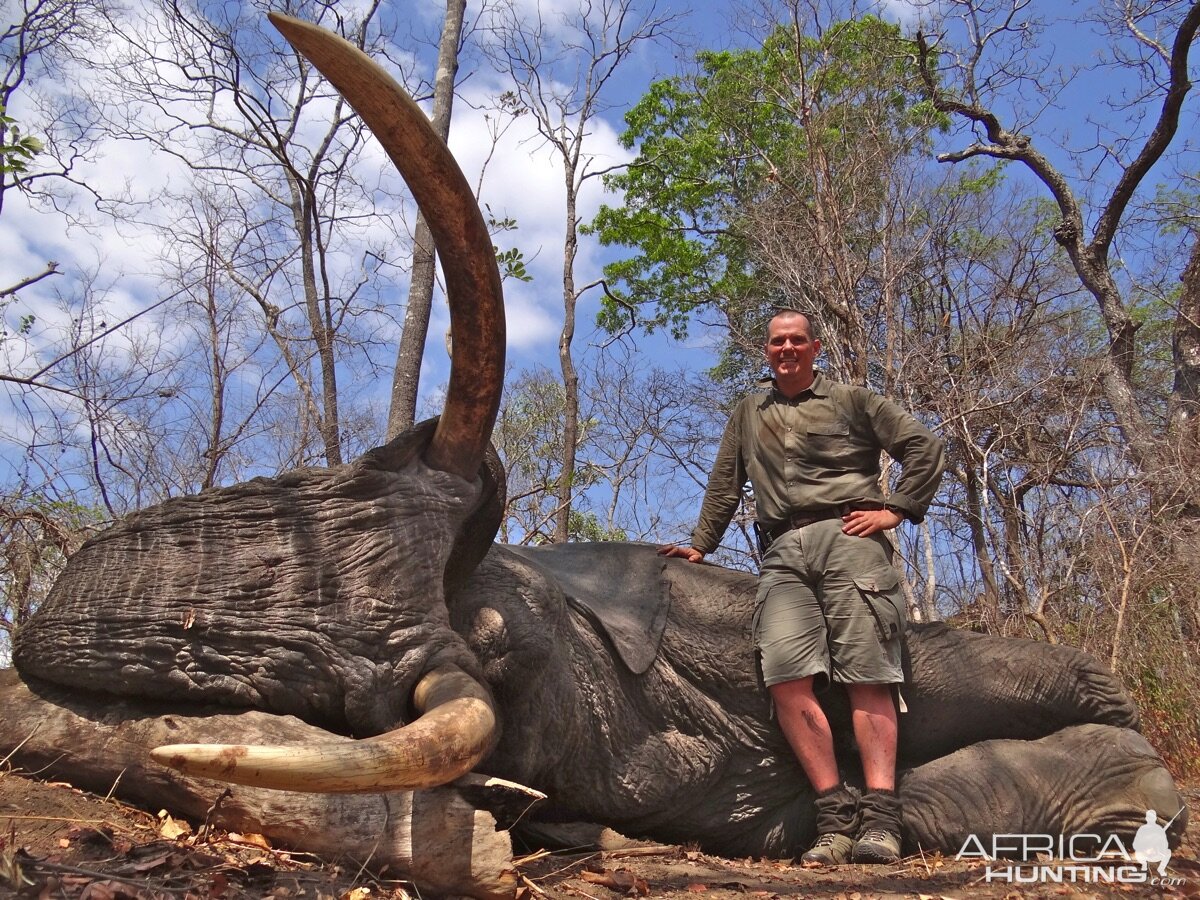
[[658, 544, 705, 563], [841, 508, 904, 537]]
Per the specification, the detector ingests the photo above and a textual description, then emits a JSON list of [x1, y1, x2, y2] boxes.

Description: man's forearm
[[691, 410, 746, 553]]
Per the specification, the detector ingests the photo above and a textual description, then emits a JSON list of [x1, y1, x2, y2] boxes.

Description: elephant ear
[[506, 543, 671, 674]]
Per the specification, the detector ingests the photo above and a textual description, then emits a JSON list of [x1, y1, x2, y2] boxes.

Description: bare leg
[[769, 676, 841, 793], [846, 683, 897, 791]]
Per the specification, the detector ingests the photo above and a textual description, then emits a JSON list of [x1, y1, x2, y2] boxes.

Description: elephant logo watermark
[[955, 809, 1186, 886]]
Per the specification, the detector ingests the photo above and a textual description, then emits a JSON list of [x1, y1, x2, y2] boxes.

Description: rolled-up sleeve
[[865, 394, 944, 523]]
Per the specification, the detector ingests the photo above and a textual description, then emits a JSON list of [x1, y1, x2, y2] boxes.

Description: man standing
[[661, 310, 944, 866]]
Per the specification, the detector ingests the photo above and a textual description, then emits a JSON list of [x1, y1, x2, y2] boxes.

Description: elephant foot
[[901, 723, 1187, 856]]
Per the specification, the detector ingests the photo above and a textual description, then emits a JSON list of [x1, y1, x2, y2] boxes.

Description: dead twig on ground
[[195, 787, 232, 844]]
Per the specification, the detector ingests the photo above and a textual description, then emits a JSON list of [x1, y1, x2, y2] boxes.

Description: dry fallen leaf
[[686, 883, 708, 892], [78, 879, 145, 900], [158, 814, 192, 841], [580, 868, 649, 896], [228, 831, 272, 850], [125, 849, 175, 873], [206, 871, 231, 899]]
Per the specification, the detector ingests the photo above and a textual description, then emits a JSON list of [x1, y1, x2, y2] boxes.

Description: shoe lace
[[811, 833, 841, 847], [858, 829, 895, 843]]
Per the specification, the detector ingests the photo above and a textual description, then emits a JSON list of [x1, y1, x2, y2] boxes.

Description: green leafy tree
[[0, 104, 42, 178], [0, 99, 51, 331], [591, 14, 945, 387], [483, 0, 681, 543]]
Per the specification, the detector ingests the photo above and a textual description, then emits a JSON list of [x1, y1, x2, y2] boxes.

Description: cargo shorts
[[752, 518, 906, 689]]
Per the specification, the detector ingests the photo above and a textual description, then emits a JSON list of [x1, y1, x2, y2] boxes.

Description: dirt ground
[[1, 769, 1198, 900]]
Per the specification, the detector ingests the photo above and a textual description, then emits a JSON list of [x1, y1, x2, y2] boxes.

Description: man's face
[[765, 314, 820, 380]]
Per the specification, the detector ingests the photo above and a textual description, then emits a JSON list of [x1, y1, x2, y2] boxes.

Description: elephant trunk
[[150, 665, 497, 792], [267, 13, 505, 482]]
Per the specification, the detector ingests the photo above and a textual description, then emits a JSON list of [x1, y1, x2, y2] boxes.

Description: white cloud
[[879, 0, 933, 29], [436, 76, 636, 355], [3, 1, 670, 473], [499, 281, 564, 350]]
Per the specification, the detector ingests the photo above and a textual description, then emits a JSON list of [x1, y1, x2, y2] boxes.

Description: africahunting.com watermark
[[955, 809, 1186, 886]]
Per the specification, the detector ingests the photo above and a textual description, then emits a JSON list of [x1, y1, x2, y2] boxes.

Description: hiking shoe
[[852, 828, 901, 864], [800, 832, 855, 866]]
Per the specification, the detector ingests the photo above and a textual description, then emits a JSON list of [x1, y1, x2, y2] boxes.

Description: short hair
[[765, 308, 817, 342]]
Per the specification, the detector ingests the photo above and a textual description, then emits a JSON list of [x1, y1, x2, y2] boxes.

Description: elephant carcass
[[4, 16, 522, 896], [0, 669, 522, 899], [0, 15, 1188, 900], [2, 540, 1186, 892], [448, 542, 1185, 859], [13, 12, 508, 779]]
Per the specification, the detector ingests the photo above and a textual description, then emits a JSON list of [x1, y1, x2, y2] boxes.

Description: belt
[[763, 503, 885, 541], [764, 509, 843, 541]]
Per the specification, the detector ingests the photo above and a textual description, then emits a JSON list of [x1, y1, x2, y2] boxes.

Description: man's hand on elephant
[[841, 508, 904, 537], [658, 544, 705, 563]]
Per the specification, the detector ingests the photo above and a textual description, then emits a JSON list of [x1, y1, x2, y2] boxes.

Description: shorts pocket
[[853, 568, 906, 642], [750, 584, 775, 648]]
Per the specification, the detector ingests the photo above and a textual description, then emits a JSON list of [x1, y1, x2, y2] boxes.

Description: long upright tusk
[[149, 666, 497, 792], [268, 13, 505, 481]]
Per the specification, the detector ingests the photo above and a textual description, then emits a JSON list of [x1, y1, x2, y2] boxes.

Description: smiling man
[[661, 309, 944, 866]]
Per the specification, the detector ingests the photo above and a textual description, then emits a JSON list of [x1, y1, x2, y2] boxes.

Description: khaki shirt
[[691, 372, 945, 554]]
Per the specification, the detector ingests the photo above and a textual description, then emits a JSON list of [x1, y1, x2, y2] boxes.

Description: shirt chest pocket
[[802, 421, 854, 462], [806, 422, 850, 439]]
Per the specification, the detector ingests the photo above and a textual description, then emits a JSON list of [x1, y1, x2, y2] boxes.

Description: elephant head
[[13, 14, 508, 793]]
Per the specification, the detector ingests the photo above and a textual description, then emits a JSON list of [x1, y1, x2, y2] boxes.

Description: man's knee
[[846, 682, 898, 711], [768, 675, 819, 704]]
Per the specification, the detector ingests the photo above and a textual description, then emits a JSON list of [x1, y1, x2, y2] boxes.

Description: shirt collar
[[759, 370, 830, 404]]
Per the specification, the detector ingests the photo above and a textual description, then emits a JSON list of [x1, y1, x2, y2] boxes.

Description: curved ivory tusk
[[267, 13, 504, 481], [149, 666, 497, 792]]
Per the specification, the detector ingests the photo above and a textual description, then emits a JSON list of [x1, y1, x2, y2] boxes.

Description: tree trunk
[[554, 173, 581, 543], [294, 189, 343, 467], [1169, 236, 1200, 456], [201, 253, 226, 490], [387, 0, 467, 439], [962, 463, 1002, 626], [0, 670, 517, 899]]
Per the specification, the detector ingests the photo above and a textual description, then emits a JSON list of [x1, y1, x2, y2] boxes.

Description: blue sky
[[1, 0, 1192, 485]]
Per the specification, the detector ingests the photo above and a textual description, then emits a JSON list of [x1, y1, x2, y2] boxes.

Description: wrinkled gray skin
[[7, 13, 1187, 863], [14, 422, 491, 737], [448, 541, 1185, 856], [14, 514, 1185, 858]]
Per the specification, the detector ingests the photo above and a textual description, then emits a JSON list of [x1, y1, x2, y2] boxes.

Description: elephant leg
[[900, 624, 1140, 765], [0, 671, 516, 899], [900, 723, 1186, 856]]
